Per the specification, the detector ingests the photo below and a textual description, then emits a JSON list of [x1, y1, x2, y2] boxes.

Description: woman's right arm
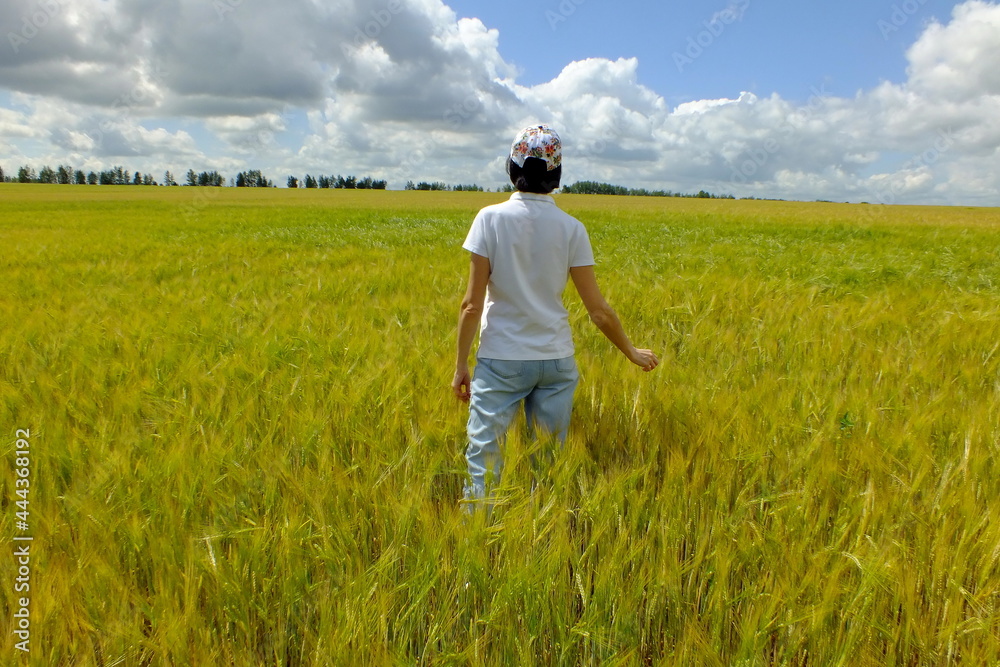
[[570, 265, 659, 372]]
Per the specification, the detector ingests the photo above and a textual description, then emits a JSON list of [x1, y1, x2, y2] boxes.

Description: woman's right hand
[[628, 347, 659, 372]]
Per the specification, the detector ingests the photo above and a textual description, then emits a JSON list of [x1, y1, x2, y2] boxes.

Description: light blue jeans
[[464, 356, 579, 501]]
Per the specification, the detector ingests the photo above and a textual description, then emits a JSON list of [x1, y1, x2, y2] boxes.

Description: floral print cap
[[509, 124, 562, 171]]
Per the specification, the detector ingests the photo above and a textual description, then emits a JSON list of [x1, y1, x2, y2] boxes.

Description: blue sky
[[446, 0, 943, 102], [0, 0, 998, 204]]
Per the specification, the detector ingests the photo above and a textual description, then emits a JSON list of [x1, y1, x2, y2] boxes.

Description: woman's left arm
[[452, 252, 491, 402]]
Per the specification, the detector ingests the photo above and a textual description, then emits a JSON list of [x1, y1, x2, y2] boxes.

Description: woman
[[452, 124, 658, 503]]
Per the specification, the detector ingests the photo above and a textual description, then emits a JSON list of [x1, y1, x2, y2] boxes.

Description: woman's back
[[463, 191, 594, 360]]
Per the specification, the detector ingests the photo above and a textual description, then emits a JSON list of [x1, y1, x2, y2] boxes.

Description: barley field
[[1, 184, 999, 665]]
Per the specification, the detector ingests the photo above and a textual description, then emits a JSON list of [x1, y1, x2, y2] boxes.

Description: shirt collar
[[510, 191, 555, 204]]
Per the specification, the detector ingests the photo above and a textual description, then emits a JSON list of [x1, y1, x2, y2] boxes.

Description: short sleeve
[[462, 211, 490, 257], [569, 222, 595, 267]]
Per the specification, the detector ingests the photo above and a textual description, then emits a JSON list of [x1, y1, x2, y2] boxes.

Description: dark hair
[[507, 157, 561, 194]]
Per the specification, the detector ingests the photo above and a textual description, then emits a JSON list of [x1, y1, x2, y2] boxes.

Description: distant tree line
[[235, 170, 273, 188], [185, 169, 224, 187], [0, 164, 167, 186], [0, 164, 412, 191], [0, 163, 289, 189], [288, 174, 388, 189], [561, 180, 734, 199], [0, 163, 219, 188], [1, 164, 730, 197], [404, 181, 483, 191]]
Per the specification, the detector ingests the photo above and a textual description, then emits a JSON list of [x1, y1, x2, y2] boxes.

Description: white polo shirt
[[462, 191, 595, 360]]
